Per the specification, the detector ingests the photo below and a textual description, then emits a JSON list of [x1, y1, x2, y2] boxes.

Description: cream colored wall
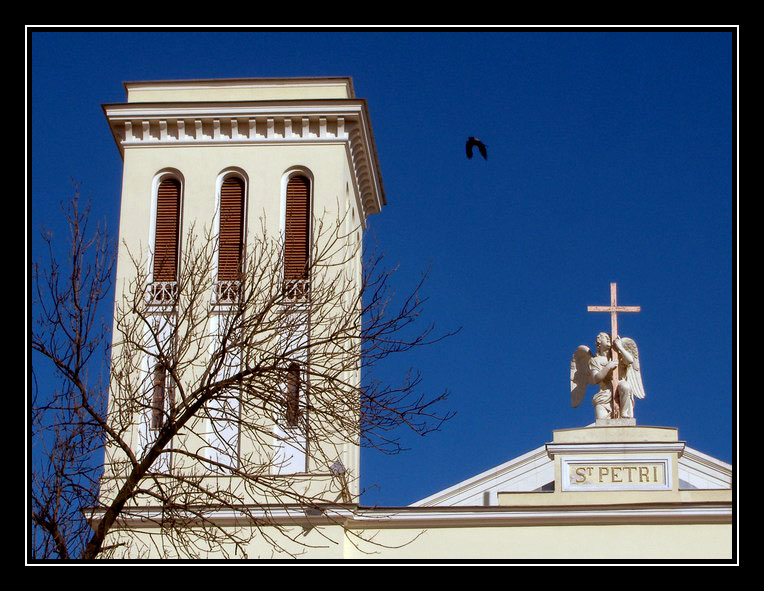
[[342, 523, 733, 560], [499, 488, 732, 507], [104, 524, 350, 560], [103, 520, 732, 560], [104, 138, 363, 503], [116, 142, 354, 252]]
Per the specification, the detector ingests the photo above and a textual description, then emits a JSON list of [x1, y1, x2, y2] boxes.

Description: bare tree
[[31, 192, 454, 559], [31, 191, 114, 559]]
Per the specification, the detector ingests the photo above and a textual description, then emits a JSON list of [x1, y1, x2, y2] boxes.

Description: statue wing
[[570, 345, 593, 408], [620, 337, 646, 400]]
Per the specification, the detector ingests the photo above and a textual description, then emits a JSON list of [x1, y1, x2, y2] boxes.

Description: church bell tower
[[99, 78, 385, 551]]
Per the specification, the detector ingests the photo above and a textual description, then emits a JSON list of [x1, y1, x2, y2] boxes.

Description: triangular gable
[[410, 444, 553, 507], [677, 447, 732, 490], [411, 442, 731, 507]]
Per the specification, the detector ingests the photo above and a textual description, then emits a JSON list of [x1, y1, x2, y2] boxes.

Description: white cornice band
[[90, 501, 731, 531]]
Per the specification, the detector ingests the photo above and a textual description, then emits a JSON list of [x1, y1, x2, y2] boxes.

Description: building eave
[[87, 499, 732, 532]]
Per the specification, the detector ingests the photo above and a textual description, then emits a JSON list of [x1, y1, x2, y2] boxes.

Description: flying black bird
[[466, 136, 487, 160]]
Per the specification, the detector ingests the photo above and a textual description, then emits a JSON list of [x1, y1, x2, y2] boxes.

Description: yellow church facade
[[95, 77, 733, 561], [104, 424, 732, 560]]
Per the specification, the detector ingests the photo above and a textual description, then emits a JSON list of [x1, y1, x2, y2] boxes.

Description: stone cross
[[587, 283, 640, 418]]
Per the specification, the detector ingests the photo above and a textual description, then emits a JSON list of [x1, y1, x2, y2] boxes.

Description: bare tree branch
[[31, 191, 454, 559], [31, 188, 114, 559]]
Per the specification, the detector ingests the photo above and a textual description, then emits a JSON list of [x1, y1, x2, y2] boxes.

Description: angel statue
[[570, 332, 646, 420]]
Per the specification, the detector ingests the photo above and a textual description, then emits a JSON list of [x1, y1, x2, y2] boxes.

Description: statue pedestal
[[595, 418, 636, 426], [544, 425, 685, 499]]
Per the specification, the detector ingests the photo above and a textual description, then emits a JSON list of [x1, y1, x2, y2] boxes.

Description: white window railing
[[282, 279, 311, 302], [213, 280, 241, 306], [147, 281, 178, 306]]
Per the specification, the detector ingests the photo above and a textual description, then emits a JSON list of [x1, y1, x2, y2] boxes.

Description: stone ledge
[[552, 425, 680, 444]]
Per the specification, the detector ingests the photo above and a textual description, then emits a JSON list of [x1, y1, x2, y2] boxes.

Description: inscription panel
[[561, 456, 672, 492]]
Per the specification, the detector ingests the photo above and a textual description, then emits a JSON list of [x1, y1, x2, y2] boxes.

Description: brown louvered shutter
[[218, 177, 245, 281], [286, 362, 301, 428], [284, 176, 310, 281], [153, 178, 181, 282]]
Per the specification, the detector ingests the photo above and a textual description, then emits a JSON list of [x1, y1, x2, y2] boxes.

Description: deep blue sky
[[29, 29, 736, 507]]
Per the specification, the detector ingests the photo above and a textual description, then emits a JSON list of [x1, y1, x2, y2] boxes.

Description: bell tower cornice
[[103, 91, 385, 221]]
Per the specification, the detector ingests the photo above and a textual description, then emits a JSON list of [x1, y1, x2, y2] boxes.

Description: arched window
[[217, 176, 245, 282], [283, 175, 310, 299], [153, 177, 181, 283], [208, 173, 246, 463]]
